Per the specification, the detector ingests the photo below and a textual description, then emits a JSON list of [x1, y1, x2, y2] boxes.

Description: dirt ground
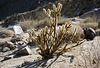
[[0, 36, 100, 68]]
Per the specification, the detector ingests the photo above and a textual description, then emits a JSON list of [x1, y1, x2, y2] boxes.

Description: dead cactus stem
[[28, 3, 85, 59]]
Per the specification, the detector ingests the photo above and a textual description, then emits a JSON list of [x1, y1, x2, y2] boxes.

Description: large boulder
[[83, 27, 96, 40], [13, 24, 24, 34]]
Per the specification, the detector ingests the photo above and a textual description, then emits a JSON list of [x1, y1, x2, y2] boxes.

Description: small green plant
[[28, 3, 85, 59], [83, 18, 94, 23], [98, 21, 100, 28]]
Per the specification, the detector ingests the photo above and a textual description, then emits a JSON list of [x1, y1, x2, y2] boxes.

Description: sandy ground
[[0, 36, 100, 68]]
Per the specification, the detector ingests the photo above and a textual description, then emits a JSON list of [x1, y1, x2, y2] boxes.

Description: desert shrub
[[58, 17, 72, 25], [78, 23, 98, 30], [0, 26, 5, 31], [82, 18, 94, 23], [36, 17, 72, 29], [98, 21, 100, 28], [68, 24, 84, 42], [57, 24, 84, 43], [2, 30, 14, 36], [36, 18, 50, 29], [34, 10, 47, 20], [28, 3, 84, 59], [21, 20, 38, 31]]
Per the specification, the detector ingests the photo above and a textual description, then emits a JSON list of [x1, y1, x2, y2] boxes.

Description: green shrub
[[83, 18, 94, 23]]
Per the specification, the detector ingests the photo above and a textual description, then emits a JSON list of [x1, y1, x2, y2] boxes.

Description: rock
[[18, 44, 27, 50], [16, 46, 32, 55], [68, 18, 84, 24], [21, 61, 32, 67], [3, 41, 16, 50], [15, 41, 25, 45], [0, 33, 7, 38], [4, 56, 12, 60], [13, 25, 23, 34], [11, 35, 23, 43], [83, 27, 96, 40], [2, 47, 10, 52], [17, 33, 29, 43], [11, 33, 29, 43], [96, 29, 100, 36]]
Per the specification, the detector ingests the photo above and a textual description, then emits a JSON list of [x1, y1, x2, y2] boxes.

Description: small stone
[[2, 47, 10, 52], [4, 56, 12, 60], [16, 46, 32, 55], [21, 61, 32, 67], [3, 41, 16, 50], [18, 44, 27, 50]]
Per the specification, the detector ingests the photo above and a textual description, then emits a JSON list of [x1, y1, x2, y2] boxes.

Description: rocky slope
[[0, 0, 56, 21], [0, 0, 100, 27]]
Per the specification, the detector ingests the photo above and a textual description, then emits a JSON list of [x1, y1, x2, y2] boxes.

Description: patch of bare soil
[[0, 36, 100, 68]]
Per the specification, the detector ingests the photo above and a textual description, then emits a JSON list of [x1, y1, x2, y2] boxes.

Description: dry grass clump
[[36, 17, 72, 30], [79, 17, 99, 30], [78, 23, 98, 30], [57, 17, 72, 25], [98, 21, 100, 28], [21, 20, 38, 31], [33, 10, 47, 20], [2, 30, 14, 36], [36, 18, 50, 29], [81, 18, 94, 23], [28, 3, 85, 59], [68, 24, 84, 42], [57, 24, 84, 43], [0, 26, 5, 31]]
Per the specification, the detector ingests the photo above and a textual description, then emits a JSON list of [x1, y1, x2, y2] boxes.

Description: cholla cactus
[[28, 3, 85, 59]]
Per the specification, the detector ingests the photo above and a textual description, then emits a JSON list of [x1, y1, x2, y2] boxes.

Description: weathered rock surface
[[11, 33, 29, 43], [16, 46, 32, 55], [13, 25, 23, 34], [18, 44, 28, 50], [3, 41, 16, 50], [2, 47, 10, 52], [4, 56, 13, 60]]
